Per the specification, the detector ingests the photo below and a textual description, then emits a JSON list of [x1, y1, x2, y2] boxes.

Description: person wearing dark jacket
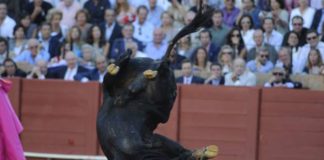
[[1, 58, 26, 78], [176, 59, 204, 84], [204, 63, 225, 86]]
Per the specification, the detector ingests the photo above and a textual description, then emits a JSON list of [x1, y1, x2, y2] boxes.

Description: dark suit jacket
[[74, 69, 103, 81], [170, 54, 186, 70], [47, 65, 89, 79], [207, 76, 225, 86], [110, 38, 144, 59], [1, 69, 26, 78], [207, 43, 220, 63], [311, 9, 323, 31], [83, 0, 110, 24], [176, 76, 205, 84], [100, 22, 123, 44]]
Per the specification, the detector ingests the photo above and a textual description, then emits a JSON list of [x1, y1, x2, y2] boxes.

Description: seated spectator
[[75, 55, 107, 83], [197, 29, 220, 63], [79, 44, 96, 70], [0, 2, 16, 39], [25, 0, 53, 26], [265, 0, 289, 35], [14, 39, 50, 66], [246, 47, 274, 73], [144, 28, 168, 60], [87, 24, 109, 57], [1, 59, 26, 78], [237, 0, 261, 28], [166, 0, 187, 26], [222, 0, 240, 28], [237, 15, 255, 50], [218, 45, 234, 75], [110, 24, 144, 60], [83, 0, 110, 24], [38, 23, 62, 59], [133, 5, 154, 45], [56, 0, 81, 28], [192, 47, 212, 78], [289, 0, 315, 30], [264, 67, 294, 88], [225, 58, 256, 86], [168, 47, 186, 70], [304, 48, 324, 75], [225, 27, 247, 59], [262, 17, 283, 52], [275, 47, 292, 75], [208, 10, 230, 46], [26, 59, 48, 79], [74, 9, 92, 41], [47, 51, 89, 80], [160, 11, 182, 42], [247, 28, 277, 64], [19, 13, 38, 39], [311, 1, 324, 34], [176, 59, 204, 85], [115, 0, 136, 25], [66, 26, 85, 58], [147, 0, 164, 27], [9, 25, 28, 58], [0, 37, 9, 65], [283, 16, 308, 46], [176, 35, 195, 59], [184, 11, 200, 48], [46, 9, 68, 38], [204, 63, 225, 86], [125, 41, 147, 58]]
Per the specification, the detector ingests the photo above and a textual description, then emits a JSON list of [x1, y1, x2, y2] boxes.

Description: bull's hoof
[[192, 145, 218, 160], [107, 64, 120, 75], [143, 70, 158, 79]]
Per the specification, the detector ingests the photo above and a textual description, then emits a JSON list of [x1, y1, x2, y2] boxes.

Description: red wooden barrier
[[179, 85, 261, 160], [20, 79, 100, 155], [258, 89, 324, 160], [5, 78, 21, 116]]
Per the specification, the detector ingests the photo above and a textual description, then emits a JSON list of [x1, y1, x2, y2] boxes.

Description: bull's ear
[[116, 49, 132, 66], [157, 60, 170, 73]]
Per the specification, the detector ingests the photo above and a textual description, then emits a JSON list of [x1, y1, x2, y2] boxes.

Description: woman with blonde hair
[[46, 8, 68, 38], [65, 26, 85, 58], [74, 9, 92, 41], [160, 11, 181, 42], [304, 48, 324, 75], [218, 45, 235, 75], [192, 47, 212, 78]]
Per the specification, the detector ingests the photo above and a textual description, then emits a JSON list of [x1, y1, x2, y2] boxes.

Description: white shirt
[[225, 70, 256, 86], [289, 7, 315, 30], [264, 30, 283, 52], [99, 71, 107, 83], [297, 42, 324, 73], [64, 66, 78, 81], [0, 16, 16, 38], [144, 41, 168, 60], [133, 20, 154, 45], [105, 22, 116, 41], [241, 29, 255, 50], [183, 76, 193, 85]]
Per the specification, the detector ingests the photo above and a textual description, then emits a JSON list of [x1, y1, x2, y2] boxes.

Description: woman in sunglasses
[[264, 67, 294, 88], [226, 27, 247, 59]]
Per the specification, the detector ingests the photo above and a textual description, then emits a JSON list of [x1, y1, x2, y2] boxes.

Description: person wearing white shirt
[[225, 58, 256, 86], [147, 0, 165, 27], [262, 17, 283, 52], [298, 30, 324, 73], [144, 28, 168, 60], [0, 3, 16, 39], [125, 41, 148, 58], [133, 5, 154, 45], [56, 0, 81, 28], [289, 0, 315, 30]]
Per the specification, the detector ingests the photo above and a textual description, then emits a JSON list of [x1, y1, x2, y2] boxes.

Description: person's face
[[122, 26, 133, 38], [196, 49, 207, 62], [253, 30, 264, 46], [212, 13, 223, 27], [225, 0, 234, 9], [0, 4, 7, 19], [270, 0, 280, 10], [241, 17, 251, 31], [231, 30, 240, 44], [82, 48, 92, 61], [76, 12, 87, 25], [199, 32, 211, 46], [29, 42, 39, 57], [278, 50, 289, 62], [0, 41, 6, 54], [138, 8, 148, 24], [307, 32, 319, 47], [288, 33, 299, 46], [149, 0, 157, 8], [21, 16, 31, 27], [272, 71, 284, 82], [309, 50, 319, 64], [258, 51, 269, 65], [221, 51, 232, 63], [15, 27, 25, 39], [92, 26, 101, 39], [181, 62, 192, 77], [34, 0, 43, 6], [179, 36, 189, 45], [41, 25, 51, 39], [65, 54, 77, 68], [96, 58, 107, 72], [52, 14, 62, 26], [70, 28, 80, 40], [292, 18, 303, 32], [233, 61, 245, 76], [162, 13, 172, 26], [153, 29, 164, 44], [298, 0, 308, 7], [263, 19, 274, 33], [4, 61, 16, 75], [243, 0, 253, 10], [64, 0, 73, 7], [211, 65, 221, 77], [104, 10, 115, 24]]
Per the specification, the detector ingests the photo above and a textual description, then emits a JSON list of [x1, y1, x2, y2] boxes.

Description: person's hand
[[231, 72, 239, 81], [33, 6, 42, 15], [268, 76, 276, 83]]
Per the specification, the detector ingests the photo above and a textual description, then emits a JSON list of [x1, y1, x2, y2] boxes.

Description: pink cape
[[0, 79, 26, 160]]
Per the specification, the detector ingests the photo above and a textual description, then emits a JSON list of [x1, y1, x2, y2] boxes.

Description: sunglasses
[[307, 36, 317, 41], [231, 34, 240, 37], [241, 21, 251, 24], [293, 23, 302, 26], [260, 54, 269, 58], [273, 72, 284, 76]]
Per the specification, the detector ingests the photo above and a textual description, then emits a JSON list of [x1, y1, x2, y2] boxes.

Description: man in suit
[[75, 55, 107, 83], [197, 29, 220, 63], [47, 51, 89, 80], [176, 59, 204, 84], [109, 24, 144, 60], [100, 9, 123, 52]]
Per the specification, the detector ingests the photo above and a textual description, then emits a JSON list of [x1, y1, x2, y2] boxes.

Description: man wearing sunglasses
[[246, 47, 274, 73], [264, 67, 294, 88]]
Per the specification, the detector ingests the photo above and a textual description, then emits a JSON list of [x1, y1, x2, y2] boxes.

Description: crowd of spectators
[[0, 0, 323, 89]]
